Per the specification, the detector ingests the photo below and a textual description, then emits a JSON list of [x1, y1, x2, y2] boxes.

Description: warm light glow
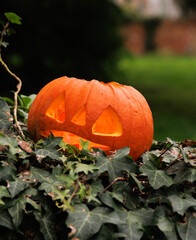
[[71, 106, 86, 126], [40, 130, 111, 151], [92, 106, 122, 136], [45, 92, 65, 123]]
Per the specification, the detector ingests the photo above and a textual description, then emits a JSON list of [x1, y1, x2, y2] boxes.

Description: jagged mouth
[[40, 130, 112, 151]]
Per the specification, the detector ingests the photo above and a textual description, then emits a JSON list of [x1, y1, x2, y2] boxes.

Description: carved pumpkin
[[27, 76, 153, 159]]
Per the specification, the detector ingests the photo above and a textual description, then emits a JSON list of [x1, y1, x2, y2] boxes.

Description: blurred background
[[1, 0, 196, 141]]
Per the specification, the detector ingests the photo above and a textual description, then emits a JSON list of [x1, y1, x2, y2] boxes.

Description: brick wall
[[121, 23, 146, 54], [121, 20, 196, 55]]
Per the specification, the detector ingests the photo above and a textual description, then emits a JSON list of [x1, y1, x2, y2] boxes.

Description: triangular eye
[[92, 106, 122, 136], [71, 105, 86, 126], [45, 92, 65, 123]]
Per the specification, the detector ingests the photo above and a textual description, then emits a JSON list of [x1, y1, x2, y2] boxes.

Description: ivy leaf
[[1, 41, 9, 48], [55, 171, 78, 187], [0, 98, 13, 130], [66, 204, 102, 239], [0, 135, 18, 156], [90, 225, 126, 240], [35, 168, 75, 211], [8, 199, 24, 230], [110, 182, 141, 211], [35, 148, 61, 161], [80, 139, 89, 150], [76, 181, 86, 202], [38, 173, 66, 194], [0, 209, 14, 230], [99, 192, 124, 211], [147, 192, 171, 206], [74, 163, 98, 175], [34, 136, 62, 160], [94, 207, 125, 226], [25, 195, 41, 212], [172, 161, 196, 184], [53, 188, 74, 211], [87, 179, 104, 204], [42, 136, 62, 149], [4, 12, 22, 25], [95, 147, 138, 182], [140, 160, 173, 189], [166, 161, 196, 183], [174, 167, 196, 184], [7, 178, 28, 198], [118, 208, 154, 240], [19, 94, 36, 111], [0, 161, 16, 181], [66, 204, 124, 240], [168, 194, 196, 215], [29, 166, 51, 183], [7, 188, 38, 231], [177, 211, 196, 240], [153, 207, 178, 240], [0, 186, 10, 205], [111, 182, 129, 203], [34, 211, 57, 240], [127, 171, 144, 191], [179, 147, 189, 163]]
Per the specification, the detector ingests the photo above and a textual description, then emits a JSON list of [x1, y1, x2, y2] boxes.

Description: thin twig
[[69, 181, 80, 202], [157, 143, 174, 160], [0, 21, 25, 139], [99, 177, 125, 194], [164, 156, 181, 171], [0, 22, 9, 50]]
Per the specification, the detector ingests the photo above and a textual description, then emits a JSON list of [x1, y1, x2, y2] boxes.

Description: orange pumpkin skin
[[27, 76, 153, 159]]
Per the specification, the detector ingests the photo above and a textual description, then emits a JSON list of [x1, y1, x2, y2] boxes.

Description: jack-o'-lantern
[[27, 76, 153, 159]]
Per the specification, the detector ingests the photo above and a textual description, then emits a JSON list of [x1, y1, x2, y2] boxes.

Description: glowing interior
[[71, 106, 86, 126], [44, 93, 123, 151], [92, 106, 122, 136], [45, 92, 65, 123], [40, 130, 111, 151]]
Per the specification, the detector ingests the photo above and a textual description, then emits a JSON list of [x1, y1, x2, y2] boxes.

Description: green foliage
[[0, 12, 22, 52], [2, 94, 36, 124], [4, 12, 22, 25], [0, 97, 13, 129], [0, 97, 195, 240], [113, 54, 196, 141], [1, 9, 195, 239]]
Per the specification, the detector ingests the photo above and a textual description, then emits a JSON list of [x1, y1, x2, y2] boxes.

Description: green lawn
[[112, 54, 196, 141]]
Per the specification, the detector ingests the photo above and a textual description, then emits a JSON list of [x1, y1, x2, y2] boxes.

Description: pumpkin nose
[[92, 105, 122, 137]]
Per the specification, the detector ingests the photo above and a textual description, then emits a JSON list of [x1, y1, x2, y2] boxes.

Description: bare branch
[[0, 21, 25, 139], [100, 177, 125, 194]]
